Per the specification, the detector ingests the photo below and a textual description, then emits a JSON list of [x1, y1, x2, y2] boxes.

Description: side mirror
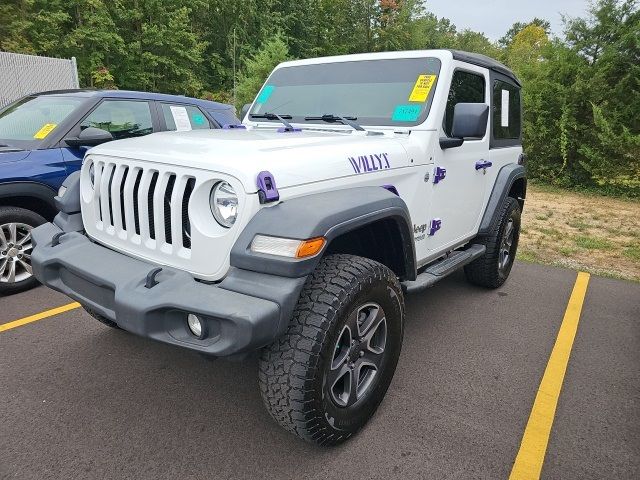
[[240, 103, 251, 121], [440, 103, 489, 150], [65, 127, 113, 147]]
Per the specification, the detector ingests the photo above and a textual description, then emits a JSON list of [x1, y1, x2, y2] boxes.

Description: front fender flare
[[231, 187, 416, 279]]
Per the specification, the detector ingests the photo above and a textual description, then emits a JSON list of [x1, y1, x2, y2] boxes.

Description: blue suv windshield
[[0, 95, 85, 149]]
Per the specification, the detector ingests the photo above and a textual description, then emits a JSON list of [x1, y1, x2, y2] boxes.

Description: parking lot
[[1, 261, 638, 479]]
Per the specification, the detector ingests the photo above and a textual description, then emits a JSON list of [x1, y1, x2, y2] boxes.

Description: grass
[[574, 235, 612, 250], [519, 185, 639, 282], [623, 245, 640, 261]]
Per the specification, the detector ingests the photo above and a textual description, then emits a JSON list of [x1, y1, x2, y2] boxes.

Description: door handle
[[475, 160, 493, 170]]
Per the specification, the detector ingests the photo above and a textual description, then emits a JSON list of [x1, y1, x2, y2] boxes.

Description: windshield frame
[[0, 94, 91, 150], [248, 56, 442, 129]]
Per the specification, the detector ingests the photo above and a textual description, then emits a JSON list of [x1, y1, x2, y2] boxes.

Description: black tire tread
[[258, 254, 403, 446], [464, 196, 520, 288]]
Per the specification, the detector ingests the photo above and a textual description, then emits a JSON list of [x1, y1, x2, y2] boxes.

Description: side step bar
[[401, 244, 486, 294]]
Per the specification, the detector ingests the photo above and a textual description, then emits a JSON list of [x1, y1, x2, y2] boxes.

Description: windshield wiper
[[304, 114, 365, 132], [249, 113, 299, 132]]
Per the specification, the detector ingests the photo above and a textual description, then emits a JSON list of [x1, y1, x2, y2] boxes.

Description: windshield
[[250, 57, 441, 128], [0, 95, 85, 149]]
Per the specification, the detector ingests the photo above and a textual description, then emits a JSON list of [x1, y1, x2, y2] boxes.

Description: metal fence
[[0, 52, 79, 109]]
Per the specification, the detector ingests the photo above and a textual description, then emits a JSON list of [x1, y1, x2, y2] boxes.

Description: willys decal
[[348, 153, 390, 174]]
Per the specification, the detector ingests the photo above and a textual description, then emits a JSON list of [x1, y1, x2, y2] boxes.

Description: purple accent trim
[[475, 160, 493, 170], [382, 184, 399, 196], [277, 127, 302, 133], [223, 124, 247, 129], [257, 171, 279, 203], [428, 218, 441, 236], [433, 167, 447, 184]]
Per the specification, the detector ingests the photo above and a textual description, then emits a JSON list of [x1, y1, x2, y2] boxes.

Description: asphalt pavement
[[1, 262, 638, 480]]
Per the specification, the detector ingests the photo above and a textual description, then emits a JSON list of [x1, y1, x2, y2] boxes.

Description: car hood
[[87, 128, 411, 192], [0, 149, 31, 163]]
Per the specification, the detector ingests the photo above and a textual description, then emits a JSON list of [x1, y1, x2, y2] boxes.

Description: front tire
[[464, 196, 521, 288], [259, 254, 404, 446], [0, 206, 46, 295]]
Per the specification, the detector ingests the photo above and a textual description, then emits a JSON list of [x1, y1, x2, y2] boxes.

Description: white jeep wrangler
[[32, 49, 526, 446]]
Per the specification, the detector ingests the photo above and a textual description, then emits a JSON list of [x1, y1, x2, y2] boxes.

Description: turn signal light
[[251, 235, 326, 258], [296, 237, 326, 258]]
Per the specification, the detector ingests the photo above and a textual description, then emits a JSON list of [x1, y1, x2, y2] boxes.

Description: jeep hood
[[88, 128, 411, 192]]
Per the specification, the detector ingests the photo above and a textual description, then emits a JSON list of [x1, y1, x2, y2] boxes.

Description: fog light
[[187, 313, 205, 338]]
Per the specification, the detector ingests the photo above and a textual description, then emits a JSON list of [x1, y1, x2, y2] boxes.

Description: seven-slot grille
[[90, 160, 195, 252]]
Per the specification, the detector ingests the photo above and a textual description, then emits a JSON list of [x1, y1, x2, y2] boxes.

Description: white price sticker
[[170, 106, 192, 131], [501, 90, 510, 127]]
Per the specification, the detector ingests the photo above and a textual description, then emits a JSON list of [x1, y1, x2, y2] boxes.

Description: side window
[[80, 100, 153, 140], [444, 70, 486, 137], [161, 104, 211, 131], [493, 81, 521, 139]]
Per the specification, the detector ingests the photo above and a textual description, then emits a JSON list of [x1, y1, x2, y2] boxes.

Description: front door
[[428, 65, 491, 251]]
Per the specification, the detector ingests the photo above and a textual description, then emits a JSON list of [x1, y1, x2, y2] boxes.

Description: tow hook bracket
[[145, 267, 163, 289], [51, 232, 65, 247]]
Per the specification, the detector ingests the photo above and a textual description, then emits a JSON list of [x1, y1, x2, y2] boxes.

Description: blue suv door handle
[[475, 159, 493, 170]]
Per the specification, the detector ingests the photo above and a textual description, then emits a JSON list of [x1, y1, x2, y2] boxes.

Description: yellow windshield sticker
[[33, 123, 57, 139], [409, 74, 437, 102]]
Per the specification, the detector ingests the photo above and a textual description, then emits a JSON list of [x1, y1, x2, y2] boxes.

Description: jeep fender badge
[[257, 171, 280, 204]]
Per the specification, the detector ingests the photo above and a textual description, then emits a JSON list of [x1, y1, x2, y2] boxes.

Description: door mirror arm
[[65, 127, 113, 147], [439, 137, 465, 149]]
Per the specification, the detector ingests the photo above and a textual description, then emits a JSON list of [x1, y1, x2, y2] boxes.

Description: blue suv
[[0, 89, 238, 294]]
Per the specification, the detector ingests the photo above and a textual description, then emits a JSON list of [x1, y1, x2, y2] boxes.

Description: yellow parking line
[[509, 271, 591, 480], [0, 302, 81, 333]]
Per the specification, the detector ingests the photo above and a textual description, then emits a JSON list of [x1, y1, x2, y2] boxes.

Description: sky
[[423, 0, 592, 41]]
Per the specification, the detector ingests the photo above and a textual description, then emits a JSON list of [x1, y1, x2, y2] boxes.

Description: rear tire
[[464, 196, 521, 288], [83, 306, 120, 329], [259, 254, 404, 446], [0, 206, 46, 296]]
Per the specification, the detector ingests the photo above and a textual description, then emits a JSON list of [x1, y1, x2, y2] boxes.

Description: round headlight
[[210, 181, 238, 228]]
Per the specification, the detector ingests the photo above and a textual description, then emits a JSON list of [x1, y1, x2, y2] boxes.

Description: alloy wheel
[[499, 218, 515, 272], [327, 302, 388, 408], [0, 223, 34, 284]]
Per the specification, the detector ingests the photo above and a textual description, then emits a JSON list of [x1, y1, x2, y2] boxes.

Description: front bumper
[[32, 222, 306, 356]]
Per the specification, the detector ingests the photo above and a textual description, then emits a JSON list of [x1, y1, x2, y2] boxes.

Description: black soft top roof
[[448, 50, 521, 87]]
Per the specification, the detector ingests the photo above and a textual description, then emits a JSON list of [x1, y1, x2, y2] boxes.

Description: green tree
[[235, 34, 290, 108]]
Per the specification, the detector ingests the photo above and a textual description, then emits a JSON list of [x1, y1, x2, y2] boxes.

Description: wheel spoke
[[18, 259, 32, 275], [8, 223, 17, 244], [357, 303, 384, 338], [361, 349, 384, 370], [355, 360, 378, 399], [328, 363, 352, 407], [0, 227, 7, 248], [5, 261, 16, 283], [504, 221, 513, 240], [0, 257, 7, 276], [17, 231, 31, 246], [362, 316, 387, 355], [331, 325, 352, 370]]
